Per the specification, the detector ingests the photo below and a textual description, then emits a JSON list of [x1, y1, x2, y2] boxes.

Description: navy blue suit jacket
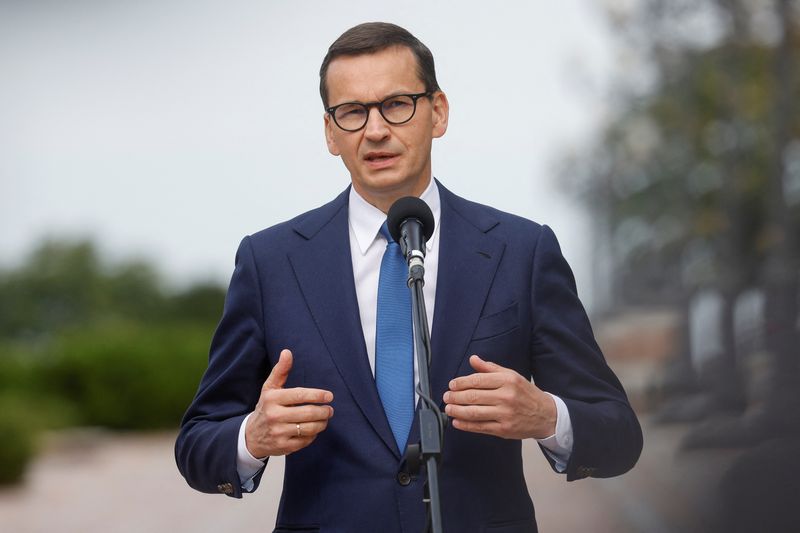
[[175, 182, 642, 533]]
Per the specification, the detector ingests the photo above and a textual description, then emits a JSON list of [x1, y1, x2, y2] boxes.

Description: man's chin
[[358, 172, 411, 193], [353, 173, 428, 205]]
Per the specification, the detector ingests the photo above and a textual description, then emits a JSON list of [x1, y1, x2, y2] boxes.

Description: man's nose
[[363, 106, 390, 141]]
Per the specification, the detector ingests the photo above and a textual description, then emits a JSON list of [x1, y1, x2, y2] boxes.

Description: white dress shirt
[[236, 179, 573, 488]]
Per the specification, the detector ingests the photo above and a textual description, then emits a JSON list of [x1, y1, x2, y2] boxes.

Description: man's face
[[324, 46, 449, 212]]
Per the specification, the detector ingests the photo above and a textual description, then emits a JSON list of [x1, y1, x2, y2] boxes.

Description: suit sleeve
[[174, 235, 271, 498], [529, 225, 643, 480]]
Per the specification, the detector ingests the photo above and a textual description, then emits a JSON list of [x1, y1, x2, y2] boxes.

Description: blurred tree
[[0, 237, 227, 484], [103, 260, 166, 323], [0, 239, 225, 340], [41, 321, 212, 430], [166, 282, 226, 324], [0, 240, 107, 339], [564, 0, 799, 425], [0, 395, 38, 485]]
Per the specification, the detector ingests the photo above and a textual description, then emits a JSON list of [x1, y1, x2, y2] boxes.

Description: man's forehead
[[325, 46, 424, 103]]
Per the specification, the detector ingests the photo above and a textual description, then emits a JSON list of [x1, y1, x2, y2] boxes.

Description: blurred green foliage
[[564, 0, 800, 307], [0, 238, 225, 484], [41, 322, 211, 429], [0, 395, 38, 484], [0, 239, 223, 338]]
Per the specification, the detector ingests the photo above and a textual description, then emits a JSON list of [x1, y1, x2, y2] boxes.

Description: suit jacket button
[[217, 482, 233, 495], [396, 471, 411, 486]]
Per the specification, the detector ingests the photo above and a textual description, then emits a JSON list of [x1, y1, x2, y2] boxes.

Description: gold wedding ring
[[296, 423, 302, 437]]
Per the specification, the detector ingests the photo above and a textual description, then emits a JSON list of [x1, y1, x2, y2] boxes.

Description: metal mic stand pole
[[405, 256, 445, 533]]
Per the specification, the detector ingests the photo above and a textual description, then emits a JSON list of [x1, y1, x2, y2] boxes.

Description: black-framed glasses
[[326, 92, 432, 132]]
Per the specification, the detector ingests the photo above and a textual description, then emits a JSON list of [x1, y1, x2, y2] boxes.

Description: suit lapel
[[428, 185, 506, 407], [288, 191, 399, 457]]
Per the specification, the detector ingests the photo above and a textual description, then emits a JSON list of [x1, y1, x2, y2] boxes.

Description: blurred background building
[[1, 1, 798, 532]]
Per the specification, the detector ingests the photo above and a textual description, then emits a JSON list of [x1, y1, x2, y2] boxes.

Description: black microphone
[[387, 196, 435, 282]]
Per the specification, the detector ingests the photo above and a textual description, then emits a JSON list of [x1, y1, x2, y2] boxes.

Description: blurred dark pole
[[712, 0, 749, 414], [762, 0, 800, 430]]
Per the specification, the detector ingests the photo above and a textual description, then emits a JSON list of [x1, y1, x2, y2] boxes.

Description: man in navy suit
[[176, 22, 642, 532]]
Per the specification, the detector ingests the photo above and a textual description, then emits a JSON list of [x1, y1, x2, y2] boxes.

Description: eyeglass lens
[[334, 95, 417, 131]]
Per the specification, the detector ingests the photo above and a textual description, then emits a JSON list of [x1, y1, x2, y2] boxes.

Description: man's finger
[[263, 349, 294, 390], [448, 372, 508, 391], [283, 404, 335, 423], [443, 388, 498, 406], [288, 419, 330, 439], [445, 403, 498, 422], [286, 436, 317, 453], [451, 418, 502, 436], [468, 354, 515, 374], [271, 387, 334, 406]]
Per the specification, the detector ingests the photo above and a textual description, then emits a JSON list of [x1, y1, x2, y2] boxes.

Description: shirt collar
[[349, 178, 441, 256]]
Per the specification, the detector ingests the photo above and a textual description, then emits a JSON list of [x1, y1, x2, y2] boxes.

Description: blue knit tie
[[375, 222, 414, 453]]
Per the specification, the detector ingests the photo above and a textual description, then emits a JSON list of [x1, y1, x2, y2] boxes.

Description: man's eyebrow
[[330, 89, 425, 106], [379, 89, 422, 100]]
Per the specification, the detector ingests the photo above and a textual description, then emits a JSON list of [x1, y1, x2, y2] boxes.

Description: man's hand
[[245, 349, 334, 458], [443, 355, 556, 440]]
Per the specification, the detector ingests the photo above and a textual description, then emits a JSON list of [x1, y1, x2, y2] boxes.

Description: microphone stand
[[404, 251, 445, 533]]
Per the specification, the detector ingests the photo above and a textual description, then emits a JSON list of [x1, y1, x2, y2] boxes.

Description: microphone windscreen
[[387, 197, 435, 242]]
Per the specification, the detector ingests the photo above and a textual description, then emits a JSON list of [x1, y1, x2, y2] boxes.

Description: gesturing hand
[[443, 355, 556, 440], [245, 349, 334, 458]]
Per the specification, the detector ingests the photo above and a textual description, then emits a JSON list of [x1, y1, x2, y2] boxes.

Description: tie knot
[[379, 221, 394, 244]]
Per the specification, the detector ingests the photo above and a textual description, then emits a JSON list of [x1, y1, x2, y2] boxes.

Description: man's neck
[[352, 177, 432, 214]]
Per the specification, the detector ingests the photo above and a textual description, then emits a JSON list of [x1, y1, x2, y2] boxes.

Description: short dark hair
[[319, 22, 440, 108]]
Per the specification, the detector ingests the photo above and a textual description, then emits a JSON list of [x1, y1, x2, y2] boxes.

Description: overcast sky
[[0, 0, 618, 310]]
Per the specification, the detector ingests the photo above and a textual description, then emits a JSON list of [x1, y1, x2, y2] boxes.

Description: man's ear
[[324, 113, 341, 156], [431, 91, 449, 139]]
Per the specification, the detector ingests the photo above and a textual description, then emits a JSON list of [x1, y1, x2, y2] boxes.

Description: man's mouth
[[364, 152, 399, 168], [364, 152, 397, 162]]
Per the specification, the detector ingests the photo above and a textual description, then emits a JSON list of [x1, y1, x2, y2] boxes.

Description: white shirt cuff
[[535, 393, 573, 472], [236, 413, 266, 491]]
